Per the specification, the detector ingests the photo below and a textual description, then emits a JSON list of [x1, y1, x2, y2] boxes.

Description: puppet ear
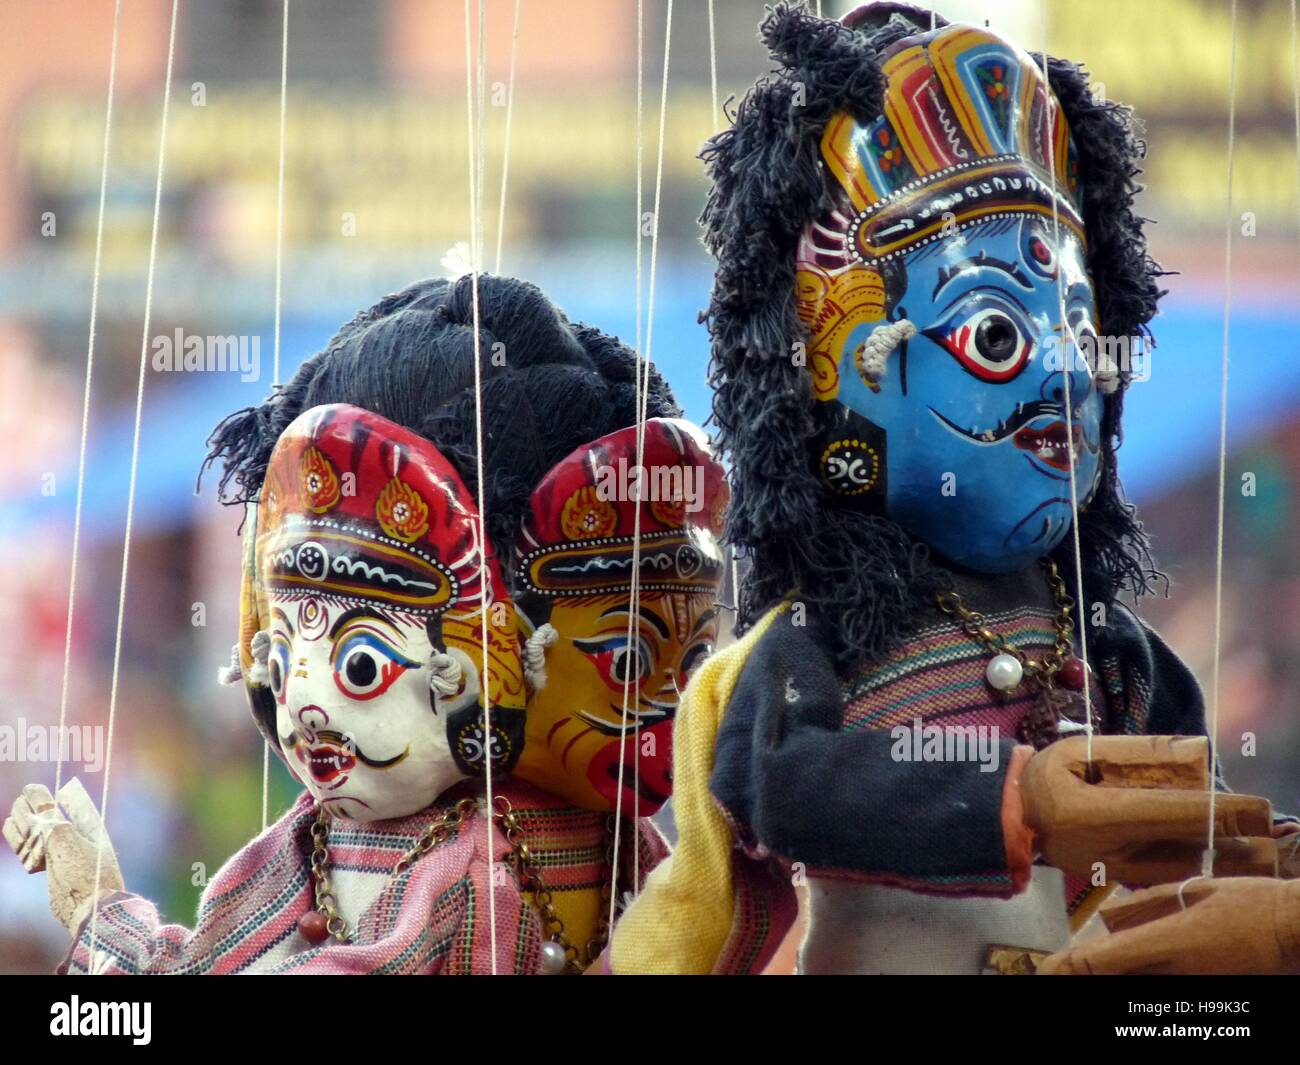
[[522, 623, 558, 691], [427, 651, 465, 697], [217, 644, 243, 686], [855, 319, 916, 391]]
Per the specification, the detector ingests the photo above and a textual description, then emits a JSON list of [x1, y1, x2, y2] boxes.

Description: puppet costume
[[60, 780, 665, 975], [609, 4, 1291, 975]]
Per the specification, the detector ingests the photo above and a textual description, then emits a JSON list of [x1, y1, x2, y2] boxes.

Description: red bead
[[298, 910, 330, 944], [1059, 656, 1088, 692]]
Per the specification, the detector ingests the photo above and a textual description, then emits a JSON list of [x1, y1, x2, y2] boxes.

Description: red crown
[[515, 418, 729, 598], [256, 404, 502, 615]]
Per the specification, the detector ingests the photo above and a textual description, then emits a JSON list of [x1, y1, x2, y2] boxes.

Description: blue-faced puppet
[[608, 3, 1296, 977]]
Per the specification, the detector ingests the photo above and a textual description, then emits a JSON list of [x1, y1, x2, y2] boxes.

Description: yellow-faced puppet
[[513, 419, 727, 814]]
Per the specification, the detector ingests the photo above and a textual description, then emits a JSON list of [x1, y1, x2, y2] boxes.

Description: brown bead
[[298, 909, 330, 945], [1059, 656, 1088, 692]]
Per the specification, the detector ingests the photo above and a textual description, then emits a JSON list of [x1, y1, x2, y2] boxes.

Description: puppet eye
[[927, 303, 1033, 383], [678, 641, 714, 687], [1026, 234, 1057, 277], [269, 637, 291, 702], [332, 632, 418, 701], [574, 635, 654, 691]]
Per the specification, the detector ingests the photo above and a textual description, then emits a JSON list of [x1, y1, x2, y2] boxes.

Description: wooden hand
[[1019, 735, 1277, 884], [3, 778, 125, 933], [1039, 877, 1300, 975]]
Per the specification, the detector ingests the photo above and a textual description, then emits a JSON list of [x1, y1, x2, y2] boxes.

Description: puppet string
[[261, 0, 290, 834], [53, 0, 121, 800], [614, 0, 646, 917], [1293, 0, 1300, 245], [707, 0, 718, 124], [1037, 35, 1095, 770], [493, 0, 521, 274], [461, 0, 500, 971], [1204, 0, 1240, 879], [88, 0, 180, 969], [611, 0, 673, 929]]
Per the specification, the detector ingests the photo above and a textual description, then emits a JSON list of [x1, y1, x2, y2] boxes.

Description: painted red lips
[[1013, 420, 1082, 472], [307, 745, 355, 783]]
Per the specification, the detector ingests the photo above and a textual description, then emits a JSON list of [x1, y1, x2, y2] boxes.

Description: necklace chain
[[934, 558, 1075, 689], [306, 796, 614, 973]]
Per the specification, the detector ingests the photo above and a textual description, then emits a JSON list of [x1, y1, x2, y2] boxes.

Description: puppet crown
[[515, 418, 728, 599], [812, 21, 1083, 269]]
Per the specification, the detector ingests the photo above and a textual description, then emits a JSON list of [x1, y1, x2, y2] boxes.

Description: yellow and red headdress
[[514, 418, 728, 601]]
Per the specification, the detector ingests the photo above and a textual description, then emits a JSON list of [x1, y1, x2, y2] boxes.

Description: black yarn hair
[[702, 2, 1167, 670], [201, 273, 681, 568]]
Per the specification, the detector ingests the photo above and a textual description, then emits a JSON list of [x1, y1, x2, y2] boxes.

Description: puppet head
[[512, 419, 727, 814], [235, 403, 524, 821], [702, 2, 1164, 667], [207, 273, 688, 812]]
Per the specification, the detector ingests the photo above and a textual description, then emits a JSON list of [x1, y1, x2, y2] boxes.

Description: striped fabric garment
[[838, 596, 1107, 907], [60, 779, 666, 975], [840, 605, 1106, 737]]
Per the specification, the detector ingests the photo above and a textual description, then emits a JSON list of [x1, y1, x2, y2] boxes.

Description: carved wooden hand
[[1020, 735, 1277, 884], [1039, 877, 1300, 974], [3, 778, 125, 933]]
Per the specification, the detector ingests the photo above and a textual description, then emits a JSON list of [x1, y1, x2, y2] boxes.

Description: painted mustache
[[930, 400, 1099, 453], [279, 728, 410, 778]]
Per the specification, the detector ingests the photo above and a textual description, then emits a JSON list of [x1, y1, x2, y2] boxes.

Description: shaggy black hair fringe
[[200, 273, 681, 563], [702, 2, 1167, 671]]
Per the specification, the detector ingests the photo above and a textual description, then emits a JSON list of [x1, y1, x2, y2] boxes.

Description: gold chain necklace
[[301, 795, 613, 975], [934, 558, 1092, 747]]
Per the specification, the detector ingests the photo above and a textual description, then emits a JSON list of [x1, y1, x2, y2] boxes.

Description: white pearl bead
[[540, 940, 568, 975], [986, 652, 1024, 691]]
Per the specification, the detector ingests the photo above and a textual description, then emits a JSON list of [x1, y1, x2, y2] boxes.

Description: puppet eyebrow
[[692, 608, 718, 636], [598, 605, 671, 641], [328, 605, 403, 640], [933, 255, 1033, 301]]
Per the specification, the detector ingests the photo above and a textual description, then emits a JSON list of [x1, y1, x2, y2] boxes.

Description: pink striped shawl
[[59, 780, 667, 975]]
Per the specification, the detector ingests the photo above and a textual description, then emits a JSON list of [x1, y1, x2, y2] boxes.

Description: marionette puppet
[[608, 3, 1297, 976], [4, 273, 721, 975], [510, 418, 727, 953]]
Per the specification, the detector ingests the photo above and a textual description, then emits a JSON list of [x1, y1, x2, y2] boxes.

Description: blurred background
[[0, 0, 1297, 974]]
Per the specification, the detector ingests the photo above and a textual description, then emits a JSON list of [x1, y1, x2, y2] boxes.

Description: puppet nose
[[1040, 340, 1092, 405], [297, 704, 328, 733]]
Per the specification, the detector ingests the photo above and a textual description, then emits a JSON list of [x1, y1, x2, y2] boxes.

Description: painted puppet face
[[517, 591, 718, 813], [268, 596, 480, 821], [793, 23, 1106, 573], [238, 404, 527, 822], [831, 217, 1102, 572]]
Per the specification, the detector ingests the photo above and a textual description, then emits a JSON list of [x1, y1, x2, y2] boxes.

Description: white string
[[1292, 0, 1300, 264], [1205, 0, 1240, 879], [707, 0, 717, 124], [262, 0, 291, 832], [610, 0, 672, 932], [493, 0, 522, 274], [1037, 38, 1094, 769], [87, 0, 180, 969], [53, 0, 122, 799], [462, 0, 498, 972]]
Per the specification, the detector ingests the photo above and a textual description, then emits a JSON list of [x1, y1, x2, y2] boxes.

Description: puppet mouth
[[1013, 420, 1082, 471], [604, 760, 670, 806], [307, 745, 356, 783]]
